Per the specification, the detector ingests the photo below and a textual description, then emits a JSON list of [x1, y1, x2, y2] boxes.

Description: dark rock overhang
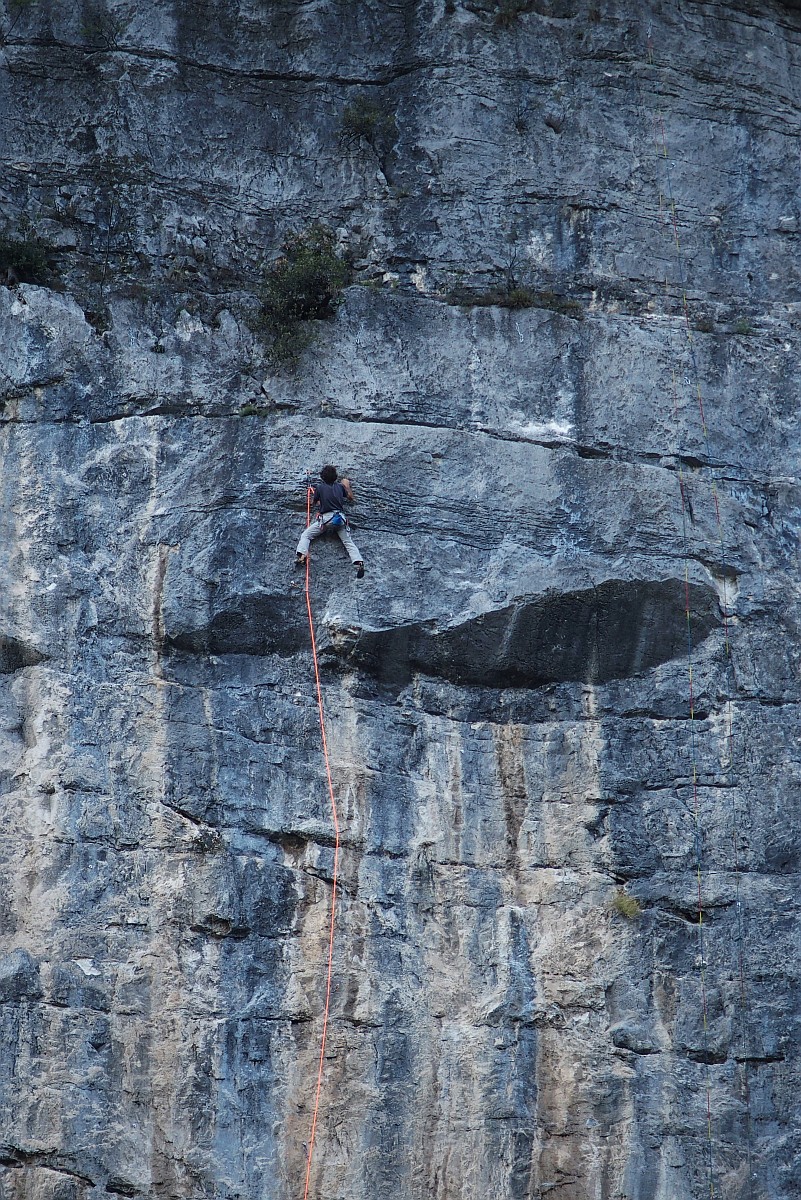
[[331, 577, 720, 688], [0, 636, 47, 674], [165, 576, 720, 690]]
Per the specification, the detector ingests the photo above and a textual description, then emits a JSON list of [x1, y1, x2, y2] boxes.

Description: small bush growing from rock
[[341, 96, 397, 151], [494, 0, 533, 25], [502, 286, 538, 309], [0, 230, 51, 285], [446, 282, 526, 308], [81, 6, 130, 49], [446, 281, 583, 319], [612, 891, 642, 920], [463, 0, 576, 23], [261, 224, 351, 365], [191, 827, 225, 855], [341, 95, 397, 182], [0, 0, 37, 47], [513, 104, 529, 135], [462, 0, 536, 24]]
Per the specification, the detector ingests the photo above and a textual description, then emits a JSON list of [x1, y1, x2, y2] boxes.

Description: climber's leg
[[296, 521, 324, 559], [336, 525, 362, 565]]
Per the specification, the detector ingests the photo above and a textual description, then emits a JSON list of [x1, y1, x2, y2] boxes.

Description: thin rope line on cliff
[[648, 61, 716, 1200], [673, 360, 717, 1199], [642, 30, 757, 1200], [645, 24, 755, 1198], [642, 32, 714, 1195], [301, 484, 341, 1200]]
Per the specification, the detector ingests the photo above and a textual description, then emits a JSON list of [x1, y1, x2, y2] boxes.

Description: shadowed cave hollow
[[165, 577, 721, 690], [0, 636, 46, 674], [335, 577, 721, 688]]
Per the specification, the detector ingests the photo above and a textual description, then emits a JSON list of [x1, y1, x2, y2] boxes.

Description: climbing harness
[[318, 509, 348, 530], [300, 483, 341, 1200]]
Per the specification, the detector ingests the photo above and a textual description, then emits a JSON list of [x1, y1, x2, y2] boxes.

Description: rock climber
[[295, 464, 365, 578]]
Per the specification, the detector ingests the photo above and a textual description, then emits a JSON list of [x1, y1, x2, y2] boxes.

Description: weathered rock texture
[[0, 1, 800, 1198]]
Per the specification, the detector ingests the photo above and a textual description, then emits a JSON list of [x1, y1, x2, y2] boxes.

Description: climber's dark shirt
[[313, 481, 349, 513]]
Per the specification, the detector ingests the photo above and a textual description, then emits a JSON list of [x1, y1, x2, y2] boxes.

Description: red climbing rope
[[301, 485, 341, 1200]]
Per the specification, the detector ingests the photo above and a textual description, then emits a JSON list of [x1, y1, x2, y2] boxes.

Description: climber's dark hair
[[320, 464, 337, 484]]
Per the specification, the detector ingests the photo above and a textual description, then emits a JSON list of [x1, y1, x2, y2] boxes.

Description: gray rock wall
[[0, 1, 800, 1198]]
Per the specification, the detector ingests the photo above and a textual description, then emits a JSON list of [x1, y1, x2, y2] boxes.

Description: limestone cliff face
[[0, 2, 800, 1198]]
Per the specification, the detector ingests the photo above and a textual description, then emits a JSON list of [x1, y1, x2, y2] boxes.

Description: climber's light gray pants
[[296, 513, 362, 564]]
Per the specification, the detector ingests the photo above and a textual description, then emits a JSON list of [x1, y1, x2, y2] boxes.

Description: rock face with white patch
[[0, 3, 800, 1200]]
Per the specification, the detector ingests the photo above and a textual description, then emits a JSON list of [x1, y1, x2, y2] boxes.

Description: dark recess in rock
[[610, 1022, 659, 1055], [0, 948, 43, 1002], [0, 636, 46, 674], [165, 593, 307, 657], [340, 578, 720, 688], [49, 962, 110, 1012], [190, 915, 251, 939], [105, 1178, 140, 1197]]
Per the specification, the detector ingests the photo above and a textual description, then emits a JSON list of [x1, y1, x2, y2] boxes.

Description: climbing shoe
[[354, 561, 365, 579], [295, 552, 307, 567]]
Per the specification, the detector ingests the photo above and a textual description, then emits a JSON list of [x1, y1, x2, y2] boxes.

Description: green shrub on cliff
[[460, 0, 538, 25], [0, 229, 51, 285], [446, 281, 584, 319], [1, 0, 38, 46], [341, 96, 397, 152], [612, 891, 642, 920], [260, 224, 351, 365], [493, 0, 534, 25]]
